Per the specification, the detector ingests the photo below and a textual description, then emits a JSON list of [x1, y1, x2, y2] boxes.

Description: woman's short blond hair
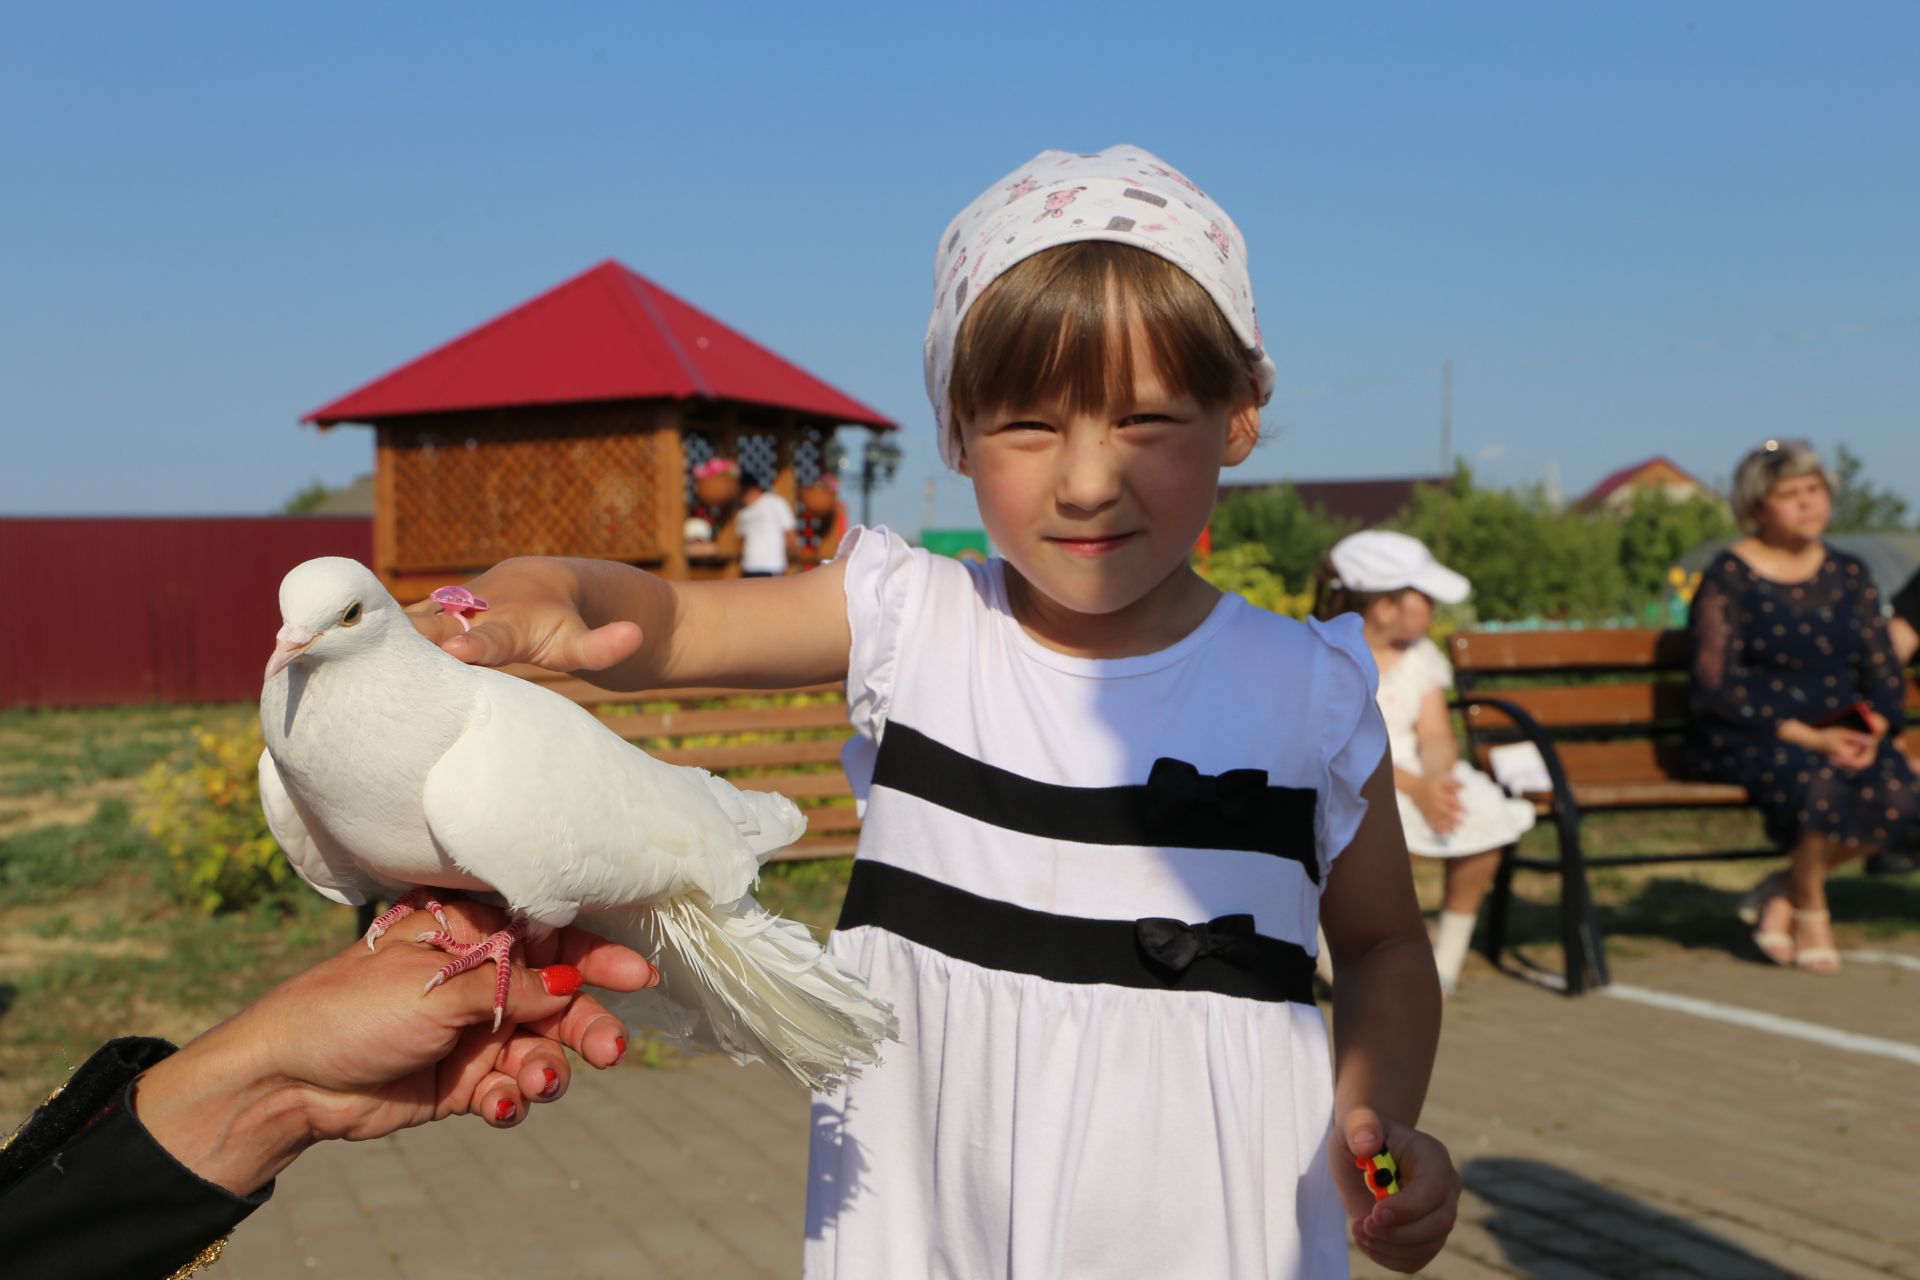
[[1730, 438, 1836, 531]]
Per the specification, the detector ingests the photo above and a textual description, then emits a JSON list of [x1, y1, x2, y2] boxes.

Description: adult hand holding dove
[[134, 899, 657, 1196]]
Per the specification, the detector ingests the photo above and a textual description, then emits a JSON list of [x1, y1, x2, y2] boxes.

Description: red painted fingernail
[[541, 1067, 559, 1098], [539, 963, 583, 997], [613, 1035, 627, 1065], [494, 1098, 516, 1124]]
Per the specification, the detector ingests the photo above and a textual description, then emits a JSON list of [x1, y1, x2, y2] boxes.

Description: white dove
[[256, 556, 896, 1090]]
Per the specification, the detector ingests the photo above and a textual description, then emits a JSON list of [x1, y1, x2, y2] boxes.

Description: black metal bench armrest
[[1448, 693, 1583, 828], [1449, 692, 1610, 993]]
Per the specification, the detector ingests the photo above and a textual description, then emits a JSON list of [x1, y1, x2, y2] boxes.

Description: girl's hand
[[405, 558, 643, 672], [1333, 1107, 1462, 1274], [1411, 774, 1464, 835]]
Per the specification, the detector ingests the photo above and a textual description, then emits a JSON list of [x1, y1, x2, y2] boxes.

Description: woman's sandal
[[1792, 909, 1842, 974], [1751, 919, 1797, 967]]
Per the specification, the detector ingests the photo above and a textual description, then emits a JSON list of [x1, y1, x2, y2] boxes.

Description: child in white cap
[[418, 145, 1459, 1278], [1314, 531, 1536, 994]]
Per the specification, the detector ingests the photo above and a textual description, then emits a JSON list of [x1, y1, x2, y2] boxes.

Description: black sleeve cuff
[[0, 1036, 274, 1279]]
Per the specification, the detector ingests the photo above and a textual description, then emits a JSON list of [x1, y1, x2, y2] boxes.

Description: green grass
[[1, 892, 346, 1054], [0, 767, 75, 797], [0, 798, 158, 904], [757, 857, 854, 933], [0, 825, 350, 1111], [74, 729, 183, 781]]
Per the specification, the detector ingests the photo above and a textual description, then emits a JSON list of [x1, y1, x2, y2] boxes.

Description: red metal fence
[[0, 517, 375, 708]]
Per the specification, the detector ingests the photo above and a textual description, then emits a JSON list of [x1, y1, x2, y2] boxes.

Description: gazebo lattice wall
[[373, 399, 845, 597], [378, 404, 671, 578]]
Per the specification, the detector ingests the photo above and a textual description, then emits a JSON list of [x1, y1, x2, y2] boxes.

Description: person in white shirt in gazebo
[[736, 472, 798, 578]]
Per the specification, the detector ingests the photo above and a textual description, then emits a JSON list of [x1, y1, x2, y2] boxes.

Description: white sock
[[1432, 910, 1478, 988]]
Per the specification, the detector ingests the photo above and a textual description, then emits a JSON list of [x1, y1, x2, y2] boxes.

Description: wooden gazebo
[[304, 260, 897, 599]]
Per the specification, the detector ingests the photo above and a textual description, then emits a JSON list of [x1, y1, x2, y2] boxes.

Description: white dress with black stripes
[[803, 528, 1386, 1280]]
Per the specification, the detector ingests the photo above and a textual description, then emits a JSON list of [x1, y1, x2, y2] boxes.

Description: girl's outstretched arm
[[1319, 754, 1461, 1273], [406, 555, 854, 691]]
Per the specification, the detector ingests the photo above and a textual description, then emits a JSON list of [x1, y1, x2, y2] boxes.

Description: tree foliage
[[1210, 466, 1745, 624], [1389, 469, 1628, 622], [1616, 488, 1736, 605], [1207, 485, 1355, 589], [1829, 442, 1912, 533], [281, 479, 331, 515]]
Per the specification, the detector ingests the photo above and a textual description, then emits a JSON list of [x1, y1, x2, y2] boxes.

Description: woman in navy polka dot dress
[[1687, 439, 1917, 973]]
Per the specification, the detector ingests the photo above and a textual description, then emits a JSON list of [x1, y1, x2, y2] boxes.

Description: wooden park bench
[[517, 667, 861, 861], [1448, 629, 1920, 995]]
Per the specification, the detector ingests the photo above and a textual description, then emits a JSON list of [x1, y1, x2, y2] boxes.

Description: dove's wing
[[417, 670, 776, 925], [258, 748, 374, 907]]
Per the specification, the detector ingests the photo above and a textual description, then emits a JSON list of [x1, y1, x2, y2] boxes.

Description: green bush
[[139, 724, 291, 914], [1616, 488, 1736, 605], [1193, 543, 1313, 618], [1390, 471, 1631, 621], [1209, 485, 1356, 589], [1209, 467, 1747, 624]]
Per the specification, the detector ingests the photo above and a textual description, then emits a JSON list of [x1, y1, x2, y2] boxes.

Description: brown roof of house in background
[[1573, 455, 1714, 511], [1218, 475, 1448, 526]]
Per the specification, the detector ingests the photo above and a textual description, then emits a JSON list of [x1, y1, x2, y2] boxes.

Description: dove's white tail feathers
[[689, 767, 808, 860], [592, 895, 896, 1092]]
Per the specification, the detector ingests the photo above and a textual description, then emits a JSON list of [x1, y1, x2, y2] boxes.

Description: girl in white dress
[[425, 146, 1460, 1278], [1314, 532, 1536, 993]]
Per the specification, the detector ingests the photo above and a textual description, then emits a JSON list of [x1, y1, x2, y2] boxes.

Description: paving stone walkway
[[217, 941, 1920, 1278]]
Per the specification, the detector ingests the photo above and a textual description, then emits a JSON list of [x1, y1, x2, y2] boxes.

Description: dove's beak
[[265, 625, 319, 681]]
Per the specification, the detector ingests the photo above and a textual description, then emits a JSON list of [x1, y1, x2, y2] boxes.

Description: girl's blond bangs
[[948, 242, 1253, 427]]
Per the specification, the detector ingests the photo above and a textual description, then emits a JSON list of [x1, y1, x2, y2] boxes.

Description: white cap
[[1327, 531, 1470, 604]]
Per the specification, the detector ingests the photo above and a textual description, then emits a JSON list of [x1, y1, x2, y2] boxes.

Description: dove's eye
[[340, 602, 363, 628]]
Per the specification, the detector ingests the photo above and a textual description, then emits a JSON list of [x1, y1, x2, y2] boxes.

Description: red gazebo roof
[[304, 259, 897, 430]]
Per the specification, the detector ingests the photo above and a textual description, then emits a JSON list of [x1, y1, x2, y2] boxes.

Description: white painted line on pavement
[[1601, 982, 1920, 1067], [1843, 949, 1920, 973]]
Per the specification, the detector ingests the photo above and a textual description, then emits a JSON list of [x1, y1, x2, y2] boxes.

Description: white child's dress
[[802, 528, 1387, 1280], [1375, 638, 1535, 857]]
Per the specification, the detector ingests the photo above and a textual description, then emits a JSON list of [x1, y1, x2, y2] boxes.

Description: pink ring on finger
[[430, 586, 490, 632]]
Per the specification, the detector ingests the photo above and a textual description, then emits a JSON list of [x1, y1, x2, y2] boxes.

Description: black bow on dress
[[1135, 913, 1259, 974], [1144, 758, 1270, 827]]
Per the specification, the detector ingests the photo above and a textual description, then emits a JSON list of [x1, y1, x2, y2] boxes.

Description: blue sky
[[4, 1, 1915, 533]]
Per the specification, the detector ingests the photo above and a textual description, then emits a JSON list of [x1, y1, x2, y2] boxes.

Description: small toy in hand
[[429, 586, 489, 631], [1355, 1146, 1401, 1200]]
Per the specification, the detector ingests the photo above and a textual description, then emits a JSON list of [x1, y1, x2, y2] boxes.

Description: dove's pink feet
[[418, 918, 529, 1032], [364, 888, 451, 950]]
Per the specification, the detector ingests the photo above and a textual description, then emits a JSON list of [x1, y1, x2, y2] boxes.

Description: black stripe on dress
[[836, 860, 1318, 1005], [869, 721, 1320, 880]]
